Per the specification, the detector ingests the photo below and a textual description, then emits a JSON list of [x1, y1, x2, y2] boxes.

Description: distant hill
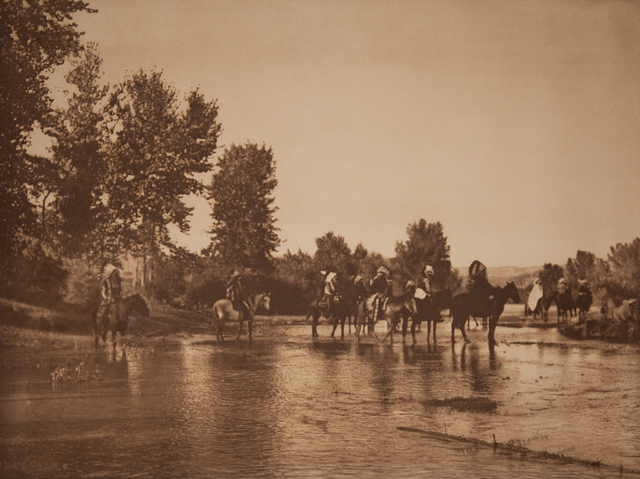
[[454, 265, 541, 291]]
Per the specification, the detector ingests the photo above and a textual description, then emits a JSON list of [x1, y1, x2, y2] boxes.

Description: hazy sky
[[53, 0, 640, 266]]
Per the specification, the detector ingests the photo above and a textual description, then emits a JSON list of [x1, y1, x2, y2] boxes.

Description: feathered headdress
[[98, 263, 119, 281]]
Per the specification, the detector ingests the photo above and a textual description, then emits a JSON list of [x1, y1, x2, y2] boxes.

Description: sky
[[47, 0, 640, 267]]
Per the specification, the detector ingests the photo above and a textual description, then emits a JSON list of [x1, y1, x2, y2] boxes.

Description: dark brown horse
[[93, 294, 150, 350], [575, 291, 593, 320], [341, 274, 369, 334], [451, 282, 520, 345], [554, 289, 575, 323], [402, 296, 443, 345], [305, 294, 351, 338]]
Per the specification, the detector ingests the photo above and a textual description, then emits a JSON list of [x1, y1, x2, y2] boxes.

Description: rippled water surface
[[1, 323, 639, 478]]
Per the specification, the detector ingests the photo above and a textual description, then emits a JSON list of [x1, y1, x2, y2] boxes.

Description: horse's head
[[130, 294, 150, 317], [260, 292, 271, 312], [506, 282, 521, 304]]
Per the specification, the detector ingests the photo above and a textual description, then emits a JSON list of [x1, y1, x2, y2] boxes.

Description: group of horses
[[306, 276, 521, 346], [91, 290, 272, 350], [527, 288, 593, 323], [91, 278, 521, 351]]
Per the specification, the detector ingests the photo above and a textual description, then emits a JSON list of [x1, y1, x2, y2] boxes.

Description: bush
[[0, 239, 68, 306]]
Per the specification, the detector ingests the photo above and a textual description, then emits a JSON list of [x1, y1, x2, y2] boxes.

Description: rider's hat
[[377, 265, 391, 277], [423, 264, 435, 278]]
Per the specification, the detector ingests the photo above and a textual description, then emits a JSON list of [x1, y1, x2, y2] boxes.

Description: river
[[1, 322, 639, 478]]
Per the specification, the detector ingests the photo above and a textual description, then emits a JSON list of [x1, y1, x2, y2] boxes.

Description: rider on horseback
[[370, 265, 392, 324], [319, 270, 339, 319], [467, 260, 494, 311], [96, 263, 122, 327], [415, 263, 442, 322], [226, 269, 250, 320]]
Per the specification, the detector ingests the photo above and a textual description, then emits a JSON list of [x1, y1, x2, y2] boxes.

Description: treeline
[[0, 2, 461, 314], [147, 221, 463, 314]]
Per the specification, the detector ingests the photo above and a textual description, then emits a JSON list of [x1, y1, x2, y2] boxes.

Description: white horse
[[212, 293, 271, 342]]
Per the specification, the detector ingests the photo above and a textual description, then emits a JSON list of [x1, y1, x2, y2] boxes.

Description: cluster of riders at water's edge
[[92, 260, 523, 350], [307, 260, 520, 346], [524, 276, 593, 323]]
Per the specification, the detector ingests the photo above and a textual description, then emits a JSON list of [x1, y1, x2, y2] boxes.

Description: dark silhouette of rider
[[96, 263, 122, 326], [467, 260, 494, 310]]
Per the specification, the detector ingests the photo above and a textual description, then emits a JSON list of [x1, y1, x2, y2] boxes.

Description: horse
[[554, 289, 575, 323], [306, 294, 351, 338], [524, 295, 552, 322], [450, 282, 520, 344], [212, 293, 271, 342], [93, 294, 150, 350], [357, 286, 416, 345], [341, 274, 369, 334], [403, 296, 443, 344], [575, 291, 593, 320]]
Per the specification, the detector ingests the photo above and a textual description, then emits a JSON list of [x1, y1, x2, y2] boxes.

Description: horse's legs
[[488, 316, 499, 345], [331, 317, 338, 338], [312, 311, 319, 337], [427, 319, 432, 342], [217, 319, 224, 342], [410, 320, 418, 345], [433, 320, 437, 342], [248, 318, 253, 342]]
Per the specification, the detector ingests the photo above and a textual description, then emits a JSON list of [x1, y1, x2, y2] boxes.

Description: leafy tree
[[34, 44, 109, 257], [353, 242, 386, 280], [313, 231, 354, 277], [0, 0, 94, 260], [206, 143, 280, 272], [537, 263, 565, 298], [566, 250, 599, 286], [604, 239, 640, 302], [104, 70, 221, 258], [273, 249, 318, 313], [393, 219, 456, 290], [274, 249, 316, 290]]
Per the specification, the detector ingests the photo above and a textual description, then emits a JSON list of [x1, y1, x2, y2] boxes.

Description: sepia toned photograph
[[1, 1, 639, 477]]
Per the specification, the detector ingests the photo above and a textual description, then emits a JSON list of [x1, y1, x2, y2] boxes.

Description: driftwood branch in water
[[397, 427, 639, 475]]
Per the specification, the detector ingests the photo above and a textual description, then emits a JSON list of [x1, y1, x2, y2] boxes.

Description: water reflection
[[1, 327, 639, 478]]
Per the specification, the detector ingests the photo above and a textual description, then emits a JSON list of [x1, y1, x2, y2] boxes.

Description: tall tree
[[605, 239, 640, 301], [0, 0, 94, 260], [313, 231, 354, 278], [104, 70, 221, 257], [566, 250, 598, 285], [34, 43, 109, 257], [206, 143, 280, 271], [393, 219, 454, 289], [352, 242, 385, 280]]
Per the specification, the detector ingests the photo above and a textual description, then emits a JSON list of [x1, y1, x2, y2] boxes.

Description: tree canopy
[[0, 0, 94, 260], [206, 143, 280, 272], [104, 70, 221, 257]]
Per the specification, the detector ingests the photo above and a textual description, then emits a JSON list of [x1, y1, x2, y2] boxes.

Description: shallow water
[[1, 323, 639, 478]]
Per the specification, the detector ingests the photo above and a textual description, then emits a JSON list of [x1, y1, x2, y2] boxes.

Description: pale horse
[[212, 292, 271, 342]]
